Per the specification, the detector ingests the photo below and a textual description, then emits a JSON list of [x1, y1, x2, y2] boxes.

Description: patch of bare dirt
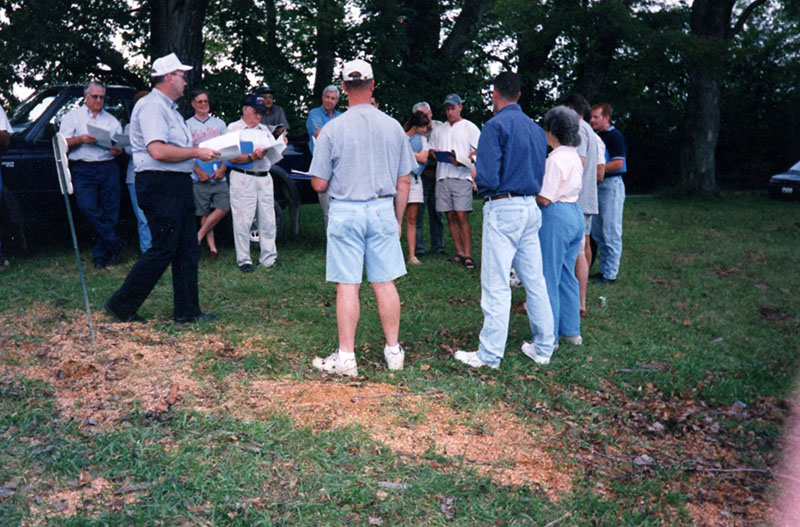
[[1, 304, 569, 508]]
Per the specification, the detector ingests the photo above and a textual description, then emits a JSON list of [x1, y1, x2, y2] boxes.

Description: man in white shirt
[[60, 80, 125, 269], [429, 94, 480, 270], [227, 94, 278, 273]]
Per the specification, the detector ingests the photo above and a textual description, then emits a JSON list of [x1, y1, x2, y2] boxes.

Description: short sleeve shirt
[[599, 126, 627, 175], [227, 119, 272, 173], [576, 118, 599, 215], [306, 105, 341, 153], [540, 145, 582, 203], [59, 106, 122, 162], [429, 118, 480, 181], [0, 105, 11, 133], [186, 115, 228, 181], [131, 89, 194, 173], [308, 104, 416, 201]]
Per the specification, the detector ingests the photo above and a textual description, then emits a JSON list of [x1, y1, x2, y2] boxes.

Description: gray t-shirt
[[131, 89, 194, 173], [308, 104, 416, 201], [576, 117, 599, 215]]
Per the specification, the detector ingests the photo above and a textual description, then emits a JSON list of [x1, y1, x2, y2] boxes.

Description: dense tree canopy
[[0, 0, 797, 192]]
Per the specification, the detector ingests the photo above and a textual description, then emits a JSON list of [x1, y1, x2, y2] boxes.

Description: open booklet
[[199, 132, 241, 161], [242, 129, 287, 165], [432, 149, 474, 168], [87, 123, 129, 149]]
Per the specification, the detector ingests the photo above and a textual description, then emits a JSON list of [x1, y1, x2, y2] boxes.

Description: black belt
[[236, 169, 270, 177], [483, 193, 526, 204], [71, 159, 113, 165]]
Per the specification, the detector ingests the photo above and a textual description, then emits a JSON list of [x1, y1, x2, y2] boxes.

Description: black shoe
[[175, 313, 219, 325], [264, 261, 280, 270], [589, 271, 604, 280], [104, 301, 146, 323], [93, 258, 107, 270], [592, 276, 616, 285], [107, 241, 125, 266], [415, 248, 427, 257], [239, 263, 254, 273]]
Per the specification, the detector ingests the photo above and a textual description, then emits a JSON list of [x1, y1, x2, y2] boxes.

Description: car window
[[50, 94, 129, 129], [9, 93, 56, 134]]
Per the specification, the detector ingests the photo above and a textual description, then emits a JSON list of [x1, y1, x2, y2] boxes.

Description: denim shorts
[[326, 197, 406, 284]]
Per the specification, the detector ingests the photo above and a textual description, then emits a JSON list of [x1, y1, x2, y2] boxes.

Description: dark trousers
[[416, 174, 444, 253], [70, 160, 123, 262], [107, 171, 200, 320]]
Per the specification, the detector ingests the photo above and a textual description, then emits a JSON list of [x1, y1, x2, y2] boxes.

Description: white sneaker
[[312, 350, 358, 377], [521, 341, 551, 365], [560, 335, 583, 345], [454, 350, 498, 369], [384, 345, 405, 370]]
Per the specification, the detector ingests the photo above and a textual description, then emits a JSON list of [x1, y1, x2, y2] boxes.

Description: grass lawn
[[0, 192, 798, 526]]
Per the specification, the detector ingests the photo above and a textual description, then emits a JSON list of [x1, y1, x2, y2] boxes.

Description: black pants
[[107, 170, 200, 320]]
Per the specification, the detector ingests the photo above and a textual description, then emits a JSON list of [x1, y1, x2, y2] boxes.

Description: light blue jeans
[[591, 176, 625, 280], [128, 183, 152, 254], [477, 196, 554, 366], [539, 201, 584, 342]]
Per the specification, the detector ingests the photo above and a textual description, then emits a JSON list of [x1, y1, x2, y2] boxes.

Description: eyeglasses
[[88, 94, 105, 100], [194, 99, 209, 104]]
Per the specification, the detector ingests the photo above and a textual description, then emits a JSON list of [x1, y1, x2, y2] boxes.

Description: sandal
[[447, 255, 465, 265], [463, 256, 476, 270]]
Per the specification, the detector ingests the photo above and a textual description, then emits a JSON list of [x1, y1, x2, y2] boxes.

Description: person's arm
[[596, 163, 606, 182], [605, 159, 623, 172], [194, 162, 211, 182], [474, 123, 501, 196], [147, 141, 219, 163], [213, 161, 227, 180], [311, 176, 328, 192], [306, 110, 319, 140], [394, 175, 410, 235], [229, 148, 266, 165]]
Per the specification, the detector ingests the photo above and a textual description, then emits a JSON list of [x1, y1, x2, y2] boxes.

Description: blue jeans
[[415, 174, 444, 253], [539, 201, 584, 342], [70, 160, 123, 262], [591, 176, 625, 280], [477, 196, 554, 366], [127, 183, 151, 253]]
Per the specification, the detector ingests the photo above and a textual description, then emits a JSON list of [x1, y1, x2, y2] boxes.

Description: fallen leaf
[[420, 364, 431, 371], [368, 517, 383, 525], [440, 494, 456, 519], [633, 455, 654, 467], [375, 489, 388, 501]]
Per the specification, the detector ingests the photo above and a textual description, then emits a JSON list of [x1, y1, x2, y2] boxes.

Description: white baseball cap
[[342, 59, 373, 81], [151, 53, 192, 77]]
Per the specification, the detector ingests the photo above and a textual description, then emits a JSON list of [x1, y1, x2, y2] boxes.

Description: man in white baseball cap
[[106, 53, 221, 325], [308, 58, 415, 377]]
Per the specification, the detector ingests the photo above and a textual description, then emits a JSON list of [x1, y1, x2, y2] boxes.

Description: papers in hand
[[52, 133, 73, 195], [86, 123, 129, 149], [241, 129, 286, 165], [200, 132, 241, 161], [432, 149, 474, 168]]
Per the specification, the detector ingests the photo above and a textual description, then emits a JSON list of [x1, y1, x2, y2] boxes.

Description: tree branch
[[729, 0, 767, 36], [439, 0, 491, 59]]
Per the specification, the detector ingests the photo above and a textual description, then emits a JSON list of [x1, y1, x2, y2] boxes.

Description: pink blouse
[[539, 145, 583, 203]]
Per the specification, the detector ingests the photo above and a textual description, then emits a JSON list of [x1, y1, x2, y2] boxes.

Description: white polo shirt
[[59, 106, 122, 162]]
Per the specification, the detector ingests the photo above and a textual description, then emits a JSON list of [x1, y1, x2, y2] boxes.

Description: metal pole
[[53, 135, 96, 347]]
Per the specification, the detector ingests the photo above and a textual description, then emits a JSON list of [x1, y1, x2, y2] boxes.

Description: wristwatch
[[247, 154, 253, 162]]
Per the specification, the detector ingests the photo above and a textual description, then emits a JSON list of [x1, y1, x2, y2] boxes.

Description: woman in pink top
[[537, 106, 585, 349]]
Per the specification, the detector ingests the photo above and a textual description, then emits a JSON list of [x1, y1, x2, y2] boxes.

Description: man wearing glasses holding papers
[[59, 80, 125, 270]]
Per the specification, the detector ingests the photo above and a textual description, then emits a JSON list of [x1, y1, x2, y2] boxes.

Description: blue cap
[[444, 93, 463, 106], [242, 94, 266, 112]]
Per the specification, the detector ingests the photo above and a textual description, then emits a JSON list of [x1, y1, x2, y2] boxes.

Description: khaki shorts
[[193, 180, 230, 216], [435, 178, 473, 212]]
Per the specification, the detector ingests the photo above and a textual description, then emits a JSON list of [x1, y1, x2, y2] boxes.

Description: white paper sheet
[[200, 131, 241, 161]]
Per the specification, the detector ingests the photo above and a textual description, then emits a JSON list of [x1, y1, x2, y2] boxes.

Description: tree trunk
[[678, 0, 765, 195], [312, 0, 339, 102], [148, 0, 209, 108]]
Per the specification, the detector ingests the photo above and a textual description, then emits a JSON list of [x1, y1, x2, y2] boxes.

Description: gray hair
[[542, 105, 581, 147], [83, 80, 106, 94], [322, 85, 339, 98], [412, 101, 431, 114]]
